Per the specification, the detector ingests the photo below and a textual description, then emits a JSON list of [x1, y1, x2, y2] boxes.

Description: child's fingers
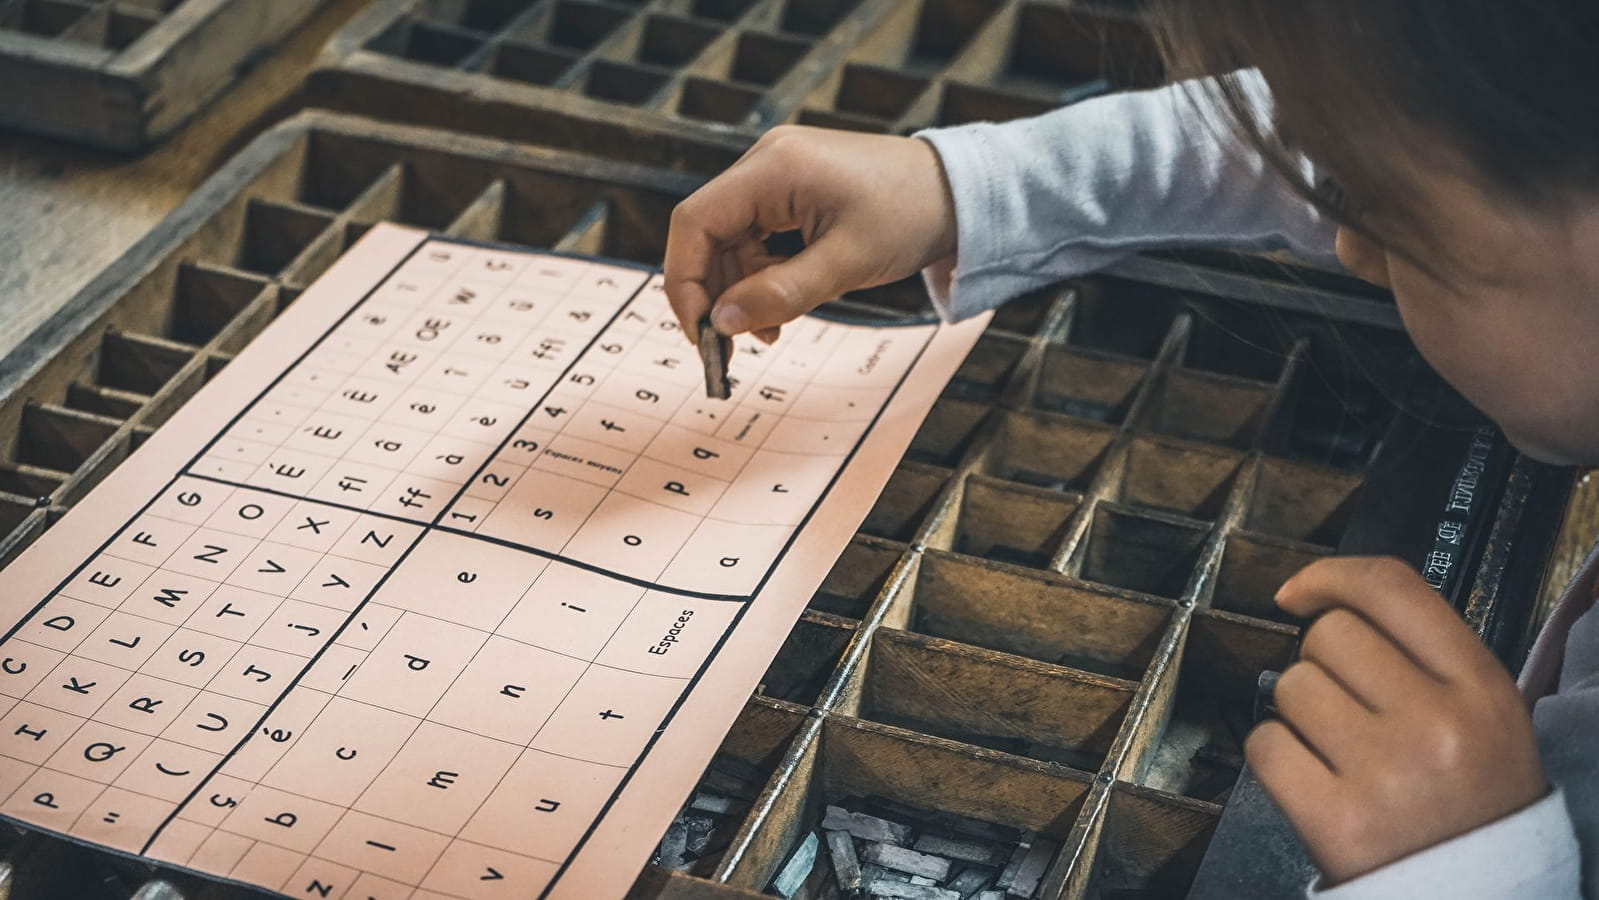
[[1271, 658, 1379, 773], [714, 230, 874, 335], [663, 163, 792, 340], [1275, 556, 1490, 681], [1298, 607, 1442, 702], [1245, 721, 1344, 846]]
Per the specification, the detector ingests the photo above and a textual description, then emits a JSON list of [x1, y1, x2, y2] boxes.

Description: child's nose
[[1335, 227, 1394, 289]]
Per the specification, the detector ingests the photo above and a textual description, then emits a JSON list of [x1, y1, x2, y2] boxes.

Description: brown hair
[[1150, 0, 1599, 238]]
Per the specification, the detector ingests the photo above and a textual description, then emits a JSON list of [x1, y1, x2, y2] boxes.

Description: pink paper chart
[[0, 224, 986, 899]]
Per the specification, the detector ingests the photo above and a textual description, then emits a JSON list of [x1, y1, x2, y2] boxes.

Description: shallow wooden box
[[0, 0, 331, 150], [307, 0, 1165, 174], [0, 111, 1569, 899]]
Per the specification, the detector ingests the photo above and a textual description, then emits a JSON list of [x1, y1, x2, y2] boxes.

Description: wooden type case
[[0, 111, 1569, 899], [308, 0, 1164, 174], [0, 0, 332, 150]]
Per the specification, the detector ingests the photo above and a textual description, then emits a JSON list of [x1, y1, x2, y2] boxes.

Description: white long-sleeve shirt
[[912, 76, 1589, 900]]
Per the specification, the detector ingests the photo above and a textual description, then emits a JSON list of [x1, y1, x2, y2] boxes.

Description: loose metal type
[[0, 111, 1569, 899], [0, 0, 332, 150], [308, 0, 1165, 174]]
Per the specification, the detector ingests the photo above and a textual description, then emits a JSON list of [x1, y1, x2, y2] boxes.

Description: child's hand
[[1249, 557, 1548, 885], [663, 126, 957, 343]]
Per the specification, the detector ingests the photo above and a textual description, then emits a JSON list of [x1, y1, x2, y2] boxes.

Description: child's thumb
[[711, 237, 870, 335]]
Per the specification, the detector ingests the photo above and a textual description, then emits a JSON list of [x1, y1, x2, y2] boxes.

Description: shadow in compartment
[[1083, 783, 1222, 899], [1066, 276, 1181, 360], [810, 535, 904, 620], [904, 549, 1170, 682], [758, 612, 856, 705], [1034, 344, 1148, 424], [904, 397, 990, 468], [974, 410, 1116, 493], [853, 625, 1134, 771], [859, 462, 950, 544], [929, 474, 1081, 570], [1110, 435, 1247, 523], [1072, 502, 1210, 601]]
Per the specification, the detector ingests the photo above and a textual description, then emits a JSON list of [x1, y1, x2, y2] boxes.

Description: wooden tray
[[307, 0, 1165, 173], [0, 110, 1569, 899], [0, 0, 334, 150]]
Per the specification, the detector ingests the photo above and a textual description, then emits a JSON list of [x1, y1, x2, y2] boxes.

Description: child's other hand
[[663, 126, 957, 343], [1248, 557, 1548, 885]]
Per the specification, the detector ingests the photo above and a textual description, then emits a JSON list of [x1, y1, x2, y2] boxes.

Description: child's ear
[[1335, 228, 1393, 289]]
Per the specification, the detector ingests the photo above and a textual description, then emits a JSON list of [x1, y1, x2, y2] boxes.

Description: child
[[662, 1, 1599, 897]]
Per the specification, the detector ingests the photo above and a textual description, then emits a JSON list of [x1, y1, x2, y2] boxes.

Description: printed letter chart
[[0, 224, 986, 899]]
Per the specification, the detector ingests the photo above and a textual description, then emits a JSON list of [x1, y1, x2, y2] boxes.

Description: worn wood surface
[[0, 0, 369, 368]]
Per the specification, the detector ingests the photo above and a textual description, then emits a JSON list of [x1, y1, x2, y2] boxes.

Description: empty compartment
[[987, 287, 1059, 337], [905, 397, 989, 467], [910, 0, 1004, 63], [1211, 532, 1330, 624], [367, 18, 487, 66], [417, 0, 531, 32], [1281, 369, 1397, 469], [759, 612, 855, 705], [978, 411, 1116, 492], [1115, 436, 1246, 522], [236, 200, 337, 276], [811, 536, 904, 620], [1247, 456, 1364, 547], [1068, 277, 1181, 359], [637, 14, 719, 66], [0, 465, 63, 500], [1141, 609, 1297, 801], [937, 80, 1056, 127], [104, 7, 159, 50], [169, 264, 271, 345], [946, 332, 1027, 401], [1086, 784, 1220, 896], [906, 550, 1170, 681], [1137, 369, 1275, 449], [1076, 502, 1209, 600], [728, 31, 809, 85], [1181, 299, 1296, 382], [744, 716, 1088, 896], [859, 461, 949, 543], [778, 0, 860, 36], [64, 383, 146, 421], [97, 331, 195, 396], [1007, 3, 1161, 90], [1034, 345, 1147, 423], [548, 0, 629, 50], [689, 0, 757, 21], [677, 76, 761, 124], [17, 404, 121, 473], [652, 697, 807, 878], [859, 629, 1134, 769], [0, 497, 39, 541], [833, 63, 930, 121], [939, 475, 1080, 569], [490, 40, 581, 84], [583, 59, 671, 104], [0, 0, 90, 38]]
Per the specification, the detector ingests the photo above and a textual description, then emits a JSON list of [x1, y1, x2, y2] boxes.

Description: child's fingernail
[[712, 305, 748, 335]]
